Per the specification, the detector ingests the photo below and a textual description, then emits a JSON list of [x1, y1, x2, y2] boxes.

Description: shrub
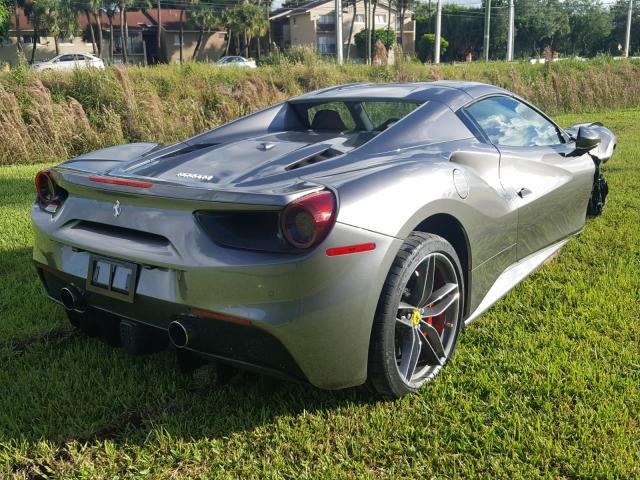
[[417, 34, 449, 63], [258, 45, 323, 66]]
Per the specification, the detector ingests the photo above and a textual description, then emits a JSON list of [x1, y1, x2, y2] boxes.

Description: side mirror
[[575, 126, 601, 151]]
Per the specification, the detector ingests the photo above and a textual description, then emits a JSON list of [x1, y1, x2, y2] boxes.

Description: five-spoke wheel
[[368, 232, 464, 398]]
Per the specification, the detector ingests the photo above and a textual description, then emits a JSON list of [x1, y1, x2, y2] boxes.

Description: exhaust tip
[[168, 320, 196, 348], [60, 286, 84, 312]]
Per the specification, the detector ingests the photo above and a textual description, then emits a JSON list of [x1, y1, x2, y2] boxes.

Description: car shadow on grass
[[0, 323, 375, 447]]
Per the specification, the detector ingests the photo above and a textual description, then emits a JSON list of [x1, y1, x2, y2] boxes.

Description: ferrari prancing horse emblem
[[113, 200, 121, 217]]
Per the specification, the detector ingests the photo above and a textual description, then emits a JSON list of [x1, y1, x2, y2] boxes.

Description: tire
[[368, 232, 465, 399]]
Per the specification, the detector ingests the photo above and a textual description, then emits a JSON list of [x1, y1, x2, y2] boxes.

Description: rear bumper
[[32, 217, 401, 389]]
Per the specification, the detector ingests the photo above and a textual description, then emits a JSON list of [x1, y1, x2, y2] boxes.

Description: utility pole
[[624, 0, 633, 58], [483, 0, 491, 61], [335, 0, 344, 63], [434, 0, 442, 63], [506, 0, 514, 61]]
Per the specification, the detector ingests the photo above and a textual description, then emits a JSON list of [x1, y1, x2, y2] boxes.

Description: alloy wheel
[[394, 252, 461, 387]]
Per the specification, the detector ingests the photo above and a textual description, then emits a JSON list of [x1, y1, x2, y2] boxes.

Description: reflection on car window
[[362, 101, 421, 130], [466, 96, 564, 147]]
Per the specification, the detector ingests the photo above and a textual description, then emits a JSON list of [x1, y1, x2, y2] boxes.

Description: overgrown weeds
[[1, 59, 639, 165]]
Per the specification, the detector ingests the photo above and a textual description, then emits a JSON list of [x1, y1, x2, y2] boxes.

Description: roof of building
[[270, 0, 398, 20], [10, 8, 221, 33]]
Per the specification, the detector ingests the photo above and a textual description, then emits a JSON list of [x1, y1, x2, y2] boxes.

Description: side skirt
[[464, 238, 570, 326]]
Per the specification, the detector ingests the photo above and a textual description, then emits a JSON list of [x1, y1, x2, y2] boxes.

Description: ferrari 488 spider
[[32, 81, 615, 398]]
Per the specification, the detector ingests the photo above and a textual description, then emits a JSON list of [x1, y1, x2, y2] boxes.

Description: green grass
[[1, 109, 639, 478]]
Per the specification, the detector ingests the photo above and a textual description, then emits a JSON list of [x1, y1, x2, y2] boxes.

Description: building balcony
[[316, 23, 336, 33]]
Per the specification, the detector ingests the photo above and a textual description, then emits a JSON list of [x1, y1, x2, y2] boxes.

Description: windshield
[[291, 100, 423, 133]]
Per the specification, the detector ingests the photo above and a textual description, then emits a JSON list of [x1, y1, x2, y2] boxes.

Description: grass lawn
[[0, 109, 639, 479]]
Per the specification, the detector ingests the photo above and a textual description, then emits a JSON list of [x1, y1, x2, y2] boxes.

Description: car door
[[57, 54, 75, 70], [464, 95, 595, 260]]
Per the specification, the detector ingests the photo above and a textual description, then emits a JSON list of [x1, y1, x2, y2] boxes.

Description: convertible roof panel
[[291, 81, 509, 110]]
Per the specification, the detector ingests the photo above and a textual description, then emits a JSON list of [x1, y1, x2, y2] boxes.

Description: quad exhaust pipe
[[168, 319, 197, 348], [60, 285, 85, 312]]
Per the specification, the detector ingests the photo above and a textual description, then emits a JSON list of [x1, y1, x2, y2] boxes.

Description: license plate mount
[[86, 255, 139, 303]]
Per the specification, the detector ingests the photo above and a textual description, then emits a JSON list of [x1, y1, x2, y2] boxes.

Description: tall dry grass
[[1, 58, 639, 166]]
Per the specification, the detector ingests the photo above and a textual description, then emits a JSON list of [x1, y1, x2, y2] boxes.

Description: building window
[[375, 14, 387, 24], [22, 35, 41, 45], [58, 35, 74, 45], [317, 14, 334, 24], [317, 35, 336, 54], [355, 14, 365, 23], [292, 17, 296, 26]]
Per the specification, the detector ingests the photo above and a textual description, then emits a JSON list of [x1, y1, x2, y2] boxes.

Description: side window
[[465, 96, 564, 147], [59, 54, 75, 62]]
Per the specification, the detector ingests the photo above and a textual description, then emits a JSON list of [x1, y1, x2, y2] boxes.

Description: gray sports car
[[32, 81, 615, 398]]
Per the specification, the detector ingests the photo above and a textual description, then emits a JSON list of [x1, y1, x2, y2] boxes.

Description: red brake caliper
[[425, 304, 446, 335]]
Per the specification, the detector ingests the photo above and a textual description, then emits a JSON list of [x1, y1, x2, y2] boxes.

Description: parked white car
[[32, 53, 105, 71], [214, 56, 257, 68]]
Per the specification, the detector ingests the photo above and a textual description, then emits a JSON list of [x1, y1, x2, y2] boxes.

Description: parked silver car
[[32, 81, 614, 398], [32, 53, 105, 71], [214, 56, 257, 68]]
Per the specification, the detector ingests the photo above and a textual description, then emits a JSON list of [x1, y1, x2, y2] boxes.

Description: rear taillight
[[35, 169, 67, 212], [281, 190, 337, 249]]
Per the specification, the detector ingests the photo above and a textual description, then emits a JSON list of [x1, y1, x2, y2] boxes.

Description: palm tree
[[105, 3, 117, 62], [9, 0, 23, 54], [21, 0, 50, 63], [190, 4, 219, 60], [49, 0, 78, 55], [82, 2, 98, 55], [174, 0, 197, 63], [345, 0, 356, 59], [245, 3, 267, 59], [156, 0, 161, 55], [118, 0, 128, 63], [84, 0, 105, 57]]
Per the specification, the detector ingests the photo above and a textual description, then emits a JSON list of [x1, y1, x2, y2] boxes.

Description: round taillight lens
[[35, 169, 66, 209], [281, 190, 337, 249]]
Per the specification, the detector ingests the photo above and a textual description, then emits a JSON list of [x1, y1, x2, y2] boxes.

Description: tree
[[82, 0, 105, 57], [515, 0, 570, 55], [610, 0, 639, 55], [21, 0, 54, 62], [105, 3, 117, 62], [48, 0, 78, 55], [395, 0, 415, 49], [354, 28, 395, 58], [7, 0, 23, 54], [562, 0, 612, 56], [344, 0, 357, 59], [417, 32, 448, 61], [190, 4, 219, 60], [117, 0, 130, 63], [0, 0, 10, 41]]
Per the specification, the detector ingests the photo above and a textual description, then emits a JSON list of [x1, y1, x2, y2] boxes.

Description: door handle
[[517, 187, 533, 198]]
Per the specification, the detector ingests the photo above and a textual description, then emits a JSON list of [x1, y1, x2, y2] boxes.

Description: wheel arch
[[412, 213, 471, 317]]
